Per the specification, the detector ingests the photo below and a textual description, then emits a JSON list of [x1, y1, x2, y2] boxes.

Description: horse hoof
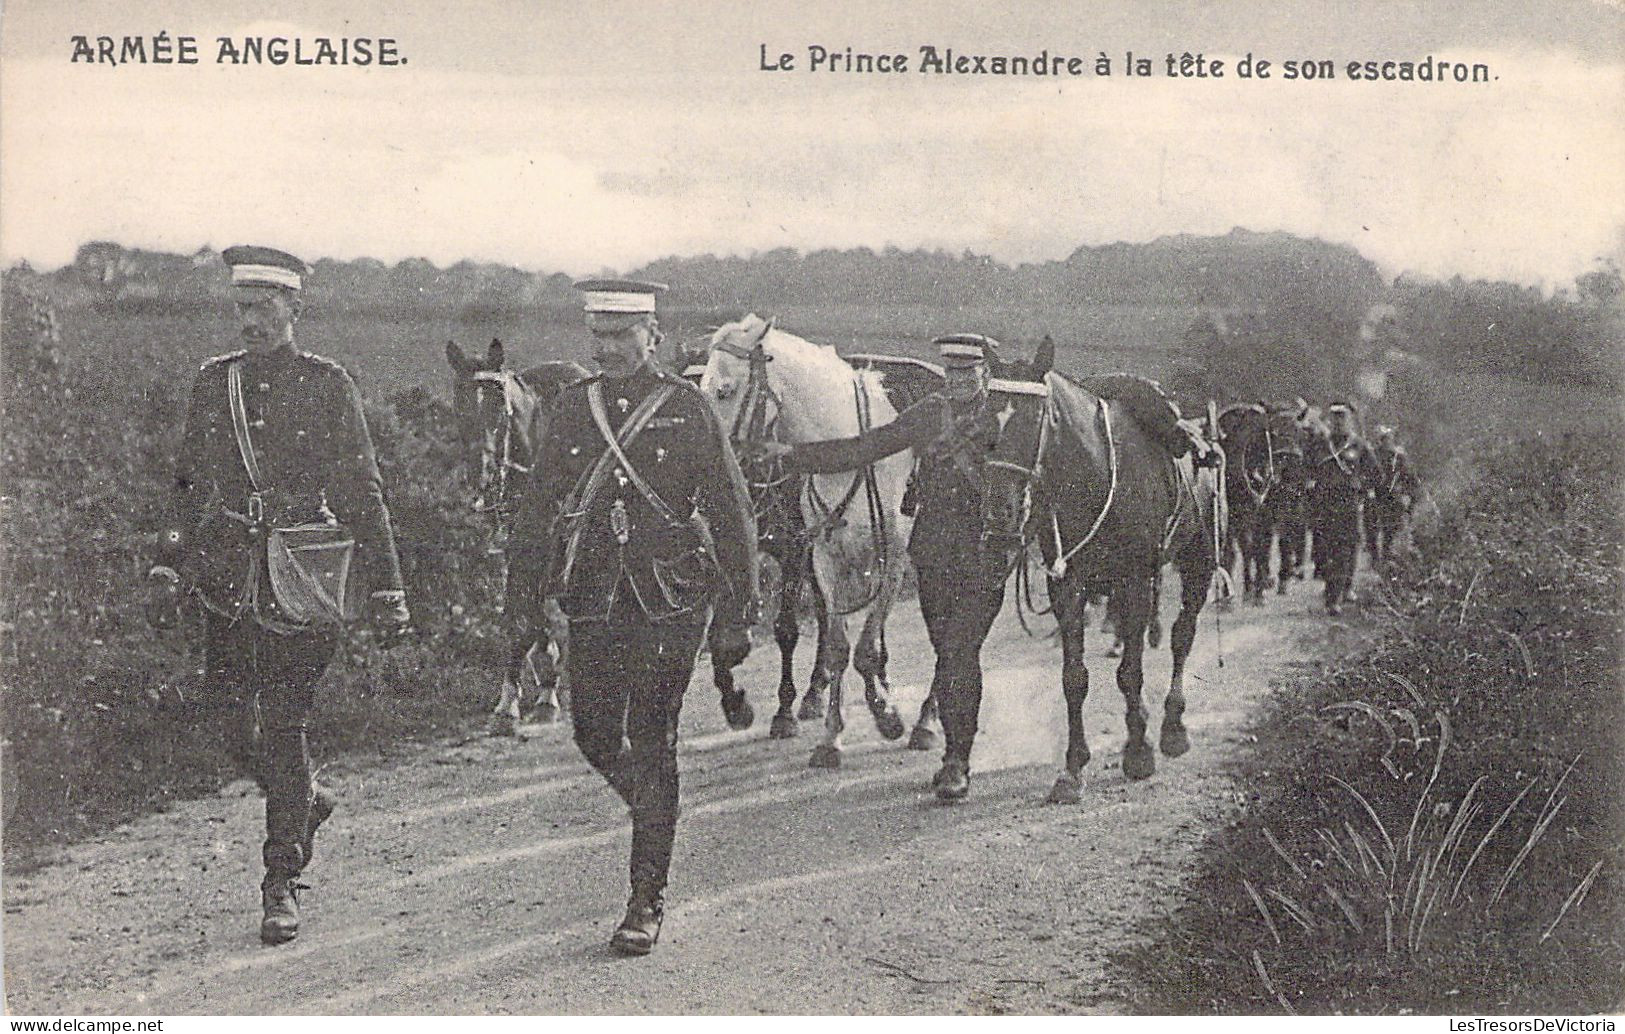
[[1248, 595, 1266, 608], [906, 725, 938, 751], [808, 744, 842, 769], [1046, 773, 1082, 805], [488, 713, 520, 737], [1160, 722, 1191, 758], [797, 695, 825, 721], [723, 695, 754, 732], [873, 707, 905, 742], [769, 713, 799, 739], [1122, 743, 1156, 781], [932, 760, 970, 802], [1278, 583, 1291, 596], [527, 703, 560, 725]]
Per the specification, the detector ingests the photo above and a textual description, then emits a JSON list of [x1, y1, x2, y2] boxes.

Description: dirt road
[[3, 583, 1352, 1015]]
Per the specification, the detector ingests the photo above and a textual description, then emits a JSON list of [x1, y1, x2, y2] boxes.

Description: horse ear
[[446, 340, 473, 374], [1033, 335, 1056, 377], [487, 338, 505, 369]]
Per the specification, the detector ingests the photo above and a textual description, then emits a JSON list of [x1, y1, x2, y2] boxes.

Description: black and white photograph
[[1, 0, 1621, 1018]]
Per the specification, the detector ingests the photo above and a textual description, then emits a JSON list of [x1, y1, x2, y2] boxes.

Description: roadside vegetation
[[1123, 430, 1624, 1014]]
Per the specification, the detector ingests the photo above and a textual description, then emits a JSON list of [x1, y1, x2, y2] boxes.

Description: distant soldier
[[1365, 425, 1419, 564], [145, 246, 411, 945], [505, 278, 758, 956], [754, 334, 1014, 802], [1307, 400, 1380, 615]]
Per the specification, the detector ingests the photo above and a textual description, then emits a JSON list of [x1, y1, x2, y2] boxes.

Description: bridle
[[469, 368, 532, 518], [716, 319, 890, 616]]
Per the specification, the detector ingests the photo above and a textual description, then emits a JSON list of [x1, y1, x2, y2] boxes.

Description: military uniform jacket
[[157, 346, 404, 624], [506, 364, 758, 628], [787, 393, 1000, 570], [1373, 444, 1419, 501], [1309, 433, 1381, 508]]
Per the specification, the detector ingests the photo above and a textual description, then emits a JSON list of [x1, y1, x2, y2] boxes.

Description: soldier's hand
[[710, 623, 752, 671], [741, 440, 792, 465], [144, 567, 183, 630], [366, 591, 413, 641]]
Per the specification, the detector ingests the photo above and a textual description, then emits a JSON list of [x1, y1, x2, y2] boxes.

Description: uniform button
[[258, 382, 270, 392], [251, 419, 266, 428]]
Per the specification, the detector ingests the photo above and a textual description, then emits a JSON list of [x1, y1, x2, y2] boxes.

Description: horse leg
[[1162, 561, 1209, 758], [769, 548, 805, 739], [854, 576, 905, 742], [1047, 579, 1092, 804], [1248, 522, 1270, 606], [798, 575, 830, 721], [1114, 578, 1156, 781], [908, 689, 940, 751], [809, 617, 850, 769], [489, 637, 531, 736], [523, 640, 562, 724]]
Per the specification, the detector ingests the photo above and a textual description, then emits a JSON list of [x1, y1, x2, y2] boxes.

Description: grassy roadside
[[1120, 430, 1624, 1014]]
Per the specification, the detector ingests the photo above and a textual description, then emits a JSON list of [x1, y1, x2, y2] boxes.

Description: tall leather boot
[[260, 843, 305, 945], [611, 878, 665, 956]]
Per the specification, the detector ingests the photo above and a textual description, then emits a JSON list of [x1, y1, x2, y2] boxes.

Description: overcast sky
[[2, 0, 1621, 287]]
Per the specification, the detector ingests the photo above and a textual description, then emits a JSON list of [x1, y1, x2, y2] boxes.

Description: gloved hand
[[367, 591, 413, 641], [144, 567, 183, 630], [710, 623, 752, 671], [740, 440, 793, 466]]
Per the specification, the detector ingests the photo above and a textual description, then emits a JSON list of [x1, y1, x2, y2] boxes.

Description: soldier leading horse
[[446, 339, 588, 732], [980, 372, 1224, 802]]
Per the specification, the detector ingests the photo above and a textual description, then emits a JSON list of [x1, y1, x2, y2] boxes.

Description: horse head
[[698, 314, 779, 445], [447, 338, 511, 499], [979, 377, 1054, 553], [1218, 403, 1276, 502]]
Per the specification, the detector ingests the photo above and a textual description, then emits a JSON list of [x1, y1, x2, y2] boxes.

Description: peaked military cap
[[933, 333, 1000, 368], [222, 245, 309, 291], [1326, 399, 1359, 415], [574, 278, 668, 314]]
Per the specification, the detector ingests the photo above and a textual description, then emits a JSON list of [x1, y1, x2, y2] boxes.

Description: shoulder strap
[[557, 382, 676, 520], [586, 381, 685, 524], [225, 360, 265, 491]]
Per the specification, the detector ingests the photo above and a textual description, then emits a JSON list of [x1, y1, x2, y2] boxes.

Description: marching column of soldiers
[[147, 249, 1416, 952]]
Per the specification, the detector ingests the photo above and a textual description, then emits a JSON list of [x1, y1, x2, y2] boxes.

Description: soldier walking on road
[[1308, 400, 1380, 615], [145, 246, 411, 945], [504, 279, 759, 956], [753, 334, 1013, 802]]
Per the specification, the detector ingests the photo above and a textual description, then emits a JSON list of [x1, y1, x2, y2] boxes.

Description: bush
[[1122, 431, 1625, 1013], [0, 300, 513, 862]]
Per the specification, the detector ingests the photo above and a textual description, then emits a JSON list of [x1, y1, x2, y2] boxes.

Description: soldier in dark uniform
[[753, 334, 1010, 802], [144, 246, 411, 944], [1307, 401, 1381, 615], [505, 278, 758, 956], [1365, 425, 1419, 564]]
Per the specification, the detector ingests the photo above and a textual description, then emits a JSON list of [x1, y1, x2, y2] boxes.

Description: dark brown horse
[[1218, 402, 1317, 601], [446, 339, 588, 733], [981, 372, 1224, 802]]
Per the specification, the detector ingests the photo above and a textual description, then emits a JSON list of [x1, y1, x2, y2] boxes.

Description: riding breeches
[[202, 612, 339, 876], [916, 564, 1007, 767], [567, 618, 706, 892]]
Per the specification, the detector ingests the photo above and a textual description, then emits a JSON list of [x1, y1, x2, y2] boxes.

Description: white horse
[[699, 315, 917, 768]]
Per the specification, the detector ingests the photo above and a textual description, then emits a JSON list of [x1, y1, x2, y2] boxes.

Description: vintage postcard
[[1, 0, 1621, 1019]]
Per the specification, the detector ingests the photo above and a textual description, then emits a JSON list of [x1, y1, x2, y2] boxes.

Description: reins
[[722, 322, 891, 617]]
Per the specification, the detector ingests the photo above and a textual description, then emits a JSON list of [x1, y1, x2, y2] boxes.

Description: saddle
[[1082, 374, 1211, 461]]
